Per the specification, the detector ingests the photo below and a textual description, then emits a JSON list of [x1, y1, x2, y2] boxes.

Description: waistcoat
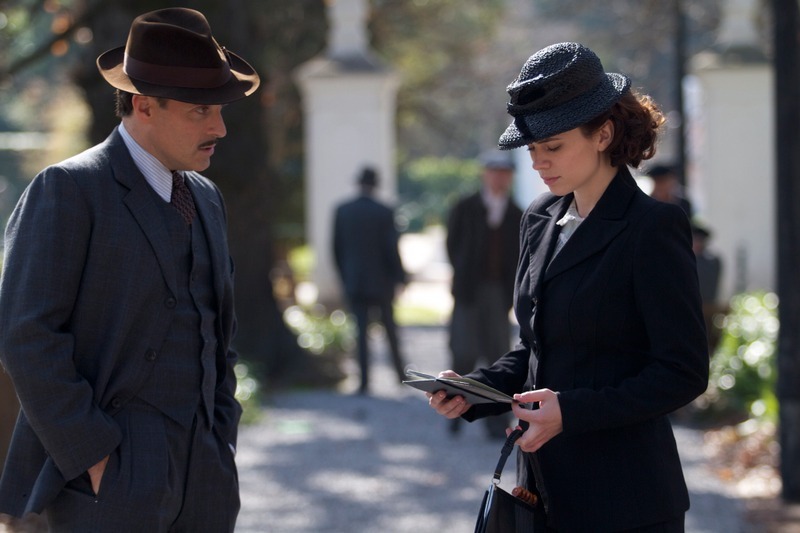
[[137, 198, 219, 428]]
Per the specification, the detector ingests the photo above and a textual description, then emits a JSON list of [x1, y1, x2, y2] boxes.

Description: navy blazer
[[0, 128, 241, 516], [333, 195, 406, 302], [466, 167, 709, 531]]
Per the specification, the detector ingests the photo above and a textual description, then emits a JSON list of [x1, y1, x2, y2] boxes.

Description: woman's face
[[525, 123, 613, 199]]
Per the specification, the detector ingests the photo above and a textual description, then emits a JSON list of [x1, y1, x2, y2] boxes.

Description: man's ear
[[132, 94, 153, 118]]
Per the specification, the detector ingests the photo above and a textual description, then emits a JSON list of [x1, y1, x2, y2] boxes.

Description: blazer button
[[110, 397, 122, 409], [165, 297, 177, 308], [145, 349, 157, 362]]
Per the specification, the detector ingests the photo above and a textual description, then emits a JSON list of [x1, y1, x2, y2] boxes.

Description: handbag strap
[[491, 427, 523, 485]]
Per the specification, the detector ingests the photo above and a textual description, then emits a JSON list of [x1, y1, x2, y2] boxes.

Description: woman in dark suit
[[428, 42, 709, 532]]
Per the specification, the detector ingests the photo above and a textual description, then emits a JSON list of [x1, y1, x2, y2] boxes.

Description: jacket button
[[145, 349, 157, 362], [110, 398, 122, 409], [165, 297, 177, 308]]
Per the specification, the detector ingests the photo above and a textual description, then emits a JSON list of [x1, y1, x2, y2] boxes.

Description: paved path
[[235, 326, 748, 532]]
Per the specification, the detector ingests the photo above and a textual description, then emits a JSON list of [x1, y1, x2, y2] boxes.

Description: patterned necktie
[[171, 171, 197, 225]]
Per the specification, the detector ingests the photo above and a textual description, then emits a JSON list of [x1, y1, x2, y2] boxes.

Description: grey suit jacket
[[0, 128, 241, 516]]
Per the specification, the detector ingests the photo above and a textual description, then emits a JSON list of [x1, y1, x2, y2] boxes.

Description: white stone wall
[[688, 63, 774, 300], [296, 68, 399, 304]]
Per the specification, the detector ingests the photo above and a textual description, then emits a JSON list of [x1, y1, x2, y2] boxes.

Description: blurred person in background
[[333, 166, 408, 395], [691, 219, 724, 353], [648, 163, 693, 218], [446, 149, 523, 439]]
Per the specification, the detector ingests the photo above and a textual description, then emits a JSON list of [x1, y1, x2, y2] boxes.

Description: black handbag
[[474, 428, 542, 533]]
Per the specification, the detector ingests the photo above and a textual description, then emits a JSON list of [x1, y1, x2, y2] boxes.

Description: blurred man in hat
[[333, 166, 408, 395], [445, 150, 523, 438], [0, 8, 259, 531], [648, 163, 693, 218], [692, 219, 724, 352]]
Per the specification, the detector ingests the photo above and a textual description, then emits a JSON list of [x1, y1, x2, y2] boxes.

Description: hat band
[[507, 73, 606, 118], [123, 53, 232, 89]]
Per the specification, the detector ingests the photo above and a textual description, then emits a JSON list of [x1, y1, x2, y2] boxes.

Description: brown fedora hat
[[96, 8, 260, 104]]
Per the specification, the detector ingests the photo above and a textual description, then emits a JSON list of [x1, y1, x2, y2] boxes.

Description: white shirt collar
[[556, 199, 583, 227], [481, 187, 509, 229], [118, 122, 174, 202], [552, 199, 585, 257]]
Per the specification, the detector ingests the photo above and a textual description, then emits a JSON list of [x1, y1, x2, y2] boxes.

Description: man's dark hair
[[115, 90, 168, 118]]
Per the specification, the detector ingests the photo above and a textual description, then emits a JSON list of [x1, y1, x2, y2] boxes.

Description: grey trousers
[[449, 282, 513, 375], [449, 282, 514, 435]]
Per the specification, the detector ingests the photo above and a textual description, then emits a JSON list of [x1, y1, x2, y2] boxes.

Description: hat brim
[[97, 46, 260, 105], [498, 72, 630, 149]]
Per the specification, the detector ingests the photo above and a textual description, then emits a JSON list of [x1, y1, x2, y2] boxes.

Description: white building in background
[[295, 0, 399, 305], [687, 0, 774, 300]]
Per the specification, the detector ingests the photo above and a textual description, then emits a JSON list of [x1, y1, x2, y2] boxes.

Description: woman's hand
[[511, 389, 563, 453], [426, 370, 472, 419]]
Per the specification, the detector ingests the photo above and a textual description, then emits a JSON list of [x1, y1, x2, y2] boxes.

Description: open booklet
[[402, 369, 513, 404]]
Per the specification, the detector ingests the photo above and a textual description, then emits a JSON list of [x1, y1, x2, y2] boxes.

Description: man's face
[[134, 96, 227, 172], [482, 167, 514, 196]]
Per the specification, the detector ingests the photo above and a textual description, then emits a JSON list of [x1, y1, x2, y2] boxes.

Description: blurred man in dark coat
[[692, 220, 724, 353], [648, 163, 693, 218], [446, 150, 523, 437], [333, 167, 408, 395]]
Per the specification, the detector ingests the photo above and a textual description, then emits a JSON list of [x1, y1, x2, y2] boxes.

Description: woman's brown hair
[[581, 90, 665, 168]]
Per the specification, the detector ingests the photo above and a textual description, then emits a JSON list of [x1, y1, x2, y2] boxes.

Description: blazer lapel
[[108, 131, 179, 296], [544, 168, 637, 282], [525, 196, 571, 296]]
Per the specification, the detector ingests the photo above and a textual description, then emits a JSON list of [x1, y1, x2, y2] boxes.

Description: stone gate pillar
[[688, 0, 773, 300], [295, 0, 399, 305]]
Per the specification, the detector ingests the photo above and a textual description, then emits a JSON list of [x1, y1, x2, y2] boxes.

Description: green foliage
[[397, 156, 480, 231], [371, 0, 508, 159], [286, 245, 314, 282], [283, 304, 355, 357], [696, 291, 779, 423], [234, 361, 262, 425]]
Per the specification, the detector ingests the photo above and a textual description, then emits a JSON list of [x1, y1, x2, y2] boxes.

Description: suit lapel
[[544, 167, 638, 282], [108, 131, 179, 296], [525, 196, 570, 296]]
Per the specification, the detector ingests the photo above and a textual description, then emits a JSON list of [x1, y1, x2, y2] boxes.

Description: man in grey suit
[[446, 150, 523, 438], [333, 167, 408, 395], [0, 8, 259, 532]]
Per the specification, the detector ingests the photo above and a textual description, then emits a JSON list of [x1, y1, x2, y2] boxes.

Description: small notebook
[[402, 369, 513, 404]]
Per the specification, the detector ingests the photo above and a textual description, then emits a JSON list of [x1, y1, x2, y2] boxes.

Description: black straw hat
[[97, 8, 260, 104], [498, 42, 630, 149]]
